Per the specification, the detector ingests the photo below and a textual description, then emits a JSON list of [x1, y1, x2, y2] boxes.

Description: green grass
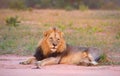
[[0, 24, 42, 55], [0, 9, 120, 64], [116, 32, 120, 39]]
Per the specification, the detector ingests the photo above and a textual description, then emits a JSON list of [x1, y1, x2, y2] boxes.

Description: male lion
[[20, 27, 103, 67]]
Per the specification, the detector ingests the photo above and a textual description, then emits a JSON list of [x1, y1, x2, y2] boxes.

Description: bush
[[65, 5, 74, 11], [6, 16, 20, 27], [79, 4, 88, 11], [9, 0, 26, 10]]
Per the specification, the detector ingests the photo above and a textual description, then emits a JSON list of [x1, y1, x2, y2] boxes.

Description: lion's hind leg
[[20, 57, 36, 65], [79, 51, 98, 66], [87, 53, 98, 65]]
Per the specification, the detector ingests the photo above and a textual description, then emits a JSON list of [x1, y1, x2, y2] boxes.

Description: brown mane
[[38, 27, 66, 56]]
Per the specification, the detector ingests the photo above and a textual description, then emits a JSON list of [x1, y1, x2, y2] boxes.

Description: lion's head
[[38, 27, 66, 56]]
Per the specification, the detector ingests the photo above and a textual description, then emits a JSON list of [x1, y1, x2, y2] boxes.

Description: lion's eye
[[49, 37, 53, 40]]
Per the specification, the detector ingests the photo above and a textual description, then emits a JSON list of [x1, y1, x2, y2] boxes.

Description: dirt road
[[0, 55, 120, 76]]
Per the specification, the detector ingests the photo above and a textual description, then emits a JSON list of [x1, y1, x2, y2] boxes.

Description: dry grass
[[0, 9, 120, 64]]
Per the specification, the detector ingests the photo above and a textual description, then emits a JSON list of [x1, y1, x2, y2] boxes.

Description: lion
[[20, 27, 66, 65], [20, 27, 104, 67]]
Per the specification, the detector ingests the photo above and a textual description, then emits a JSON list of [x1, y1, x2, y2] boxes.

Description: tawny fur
[[20, 27, 103, 66]]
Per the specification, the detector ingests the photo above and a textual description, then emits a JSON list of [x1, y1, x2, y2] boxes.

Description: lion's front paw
[[19, 61, 30, 65], [35, 61, 45, 66]]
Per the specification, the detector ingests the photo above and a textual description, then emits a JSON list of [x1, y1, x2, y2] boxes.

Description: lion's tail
[[95, 57, 101, 62]]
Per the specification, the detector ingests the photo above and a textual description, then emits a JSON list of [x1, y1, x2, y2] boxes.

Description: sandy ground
[[0, 55, 120, 76]]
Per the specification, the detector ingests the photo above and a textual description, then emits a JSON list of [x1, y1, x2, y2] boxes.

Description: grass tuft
[[6, 16, 21, 27]]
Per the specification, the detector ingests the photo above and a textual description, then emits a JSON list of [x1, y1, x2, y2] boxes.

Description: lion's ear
[[43, 31, 49, 37], [61, 32, 65, 38]]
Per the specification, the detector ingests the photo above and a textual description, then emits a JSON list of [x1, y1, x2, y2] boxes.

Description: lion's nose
[[53, 43, 57, 46]]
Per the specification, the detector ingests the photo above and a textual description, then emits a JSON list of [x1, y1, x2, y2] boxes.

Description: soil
[[0, 55, 120, 76]]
